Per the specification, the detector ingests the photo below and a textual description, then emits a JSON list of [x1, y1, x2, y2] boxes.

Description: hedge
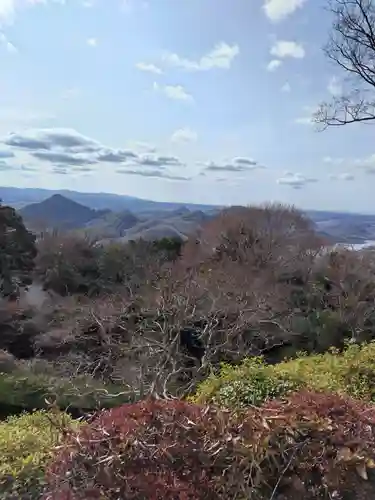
[[193, 342, 375, 408], [0, 370, 135, 413], [0, 410, 75, 499], [45, 394, 375, 499]]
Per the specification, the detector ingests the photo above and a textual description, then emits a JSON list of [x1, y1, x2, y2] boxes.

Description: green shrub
[[274, 342, 375, 401], [0, 410, 74, 499], [193, 357, 301, 408], [193, 342, 375, 408], [0, 370, 134, 412]]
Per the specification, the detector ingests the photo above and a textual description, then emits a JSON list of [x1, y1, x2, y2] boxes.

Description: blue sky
[[0, 0, 373, 212]]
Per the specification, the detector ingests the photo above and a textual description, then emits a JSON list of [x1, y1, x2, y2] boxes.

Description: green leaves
[[193, 342, 375, 408], [0, 411, 74, 499]]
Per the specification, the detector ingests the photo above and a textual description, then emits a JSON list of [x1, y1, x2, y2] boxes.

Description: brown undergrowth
[[45, 391, 375, 500]]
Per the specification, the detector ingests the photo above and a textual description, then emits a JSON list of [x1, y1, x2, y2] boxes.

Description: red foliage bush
[[45, 393, 375, 500], [45, 399, 246, 500], [259, 391, 375, 499]]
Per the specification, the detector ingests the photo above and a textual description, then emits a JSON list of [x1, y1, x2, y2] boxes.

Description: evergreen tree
[[0, 201, 37, 297]]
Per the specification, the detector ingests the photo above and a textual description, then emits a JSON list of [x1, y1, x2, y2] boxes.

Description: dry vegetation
[[2, 202, 375, 403], [44, 394, 375, 500], [2, 200, 375, 498]]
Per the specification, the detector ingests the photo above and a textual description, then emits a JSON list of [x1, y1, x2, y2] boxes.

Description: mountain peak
[[20, 194, 99, 229]]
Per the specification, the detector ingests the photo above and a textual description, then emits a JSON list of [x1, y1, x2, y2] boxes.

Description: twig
[[269, 444, 301, 500]]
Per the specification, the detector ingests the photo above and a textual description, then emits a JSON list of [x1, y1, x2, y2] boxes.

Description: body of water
[[334, 240, 375, 251]]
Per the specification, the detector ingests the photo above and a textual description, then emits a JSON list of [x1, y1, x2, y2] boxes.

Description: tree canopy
[[0, 201, 37, 297]]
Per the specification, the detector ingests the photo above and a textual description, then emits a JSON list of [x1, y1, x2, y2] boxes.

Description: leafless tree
[[315, 0, 375, 127], [26, 204, 375, 407]]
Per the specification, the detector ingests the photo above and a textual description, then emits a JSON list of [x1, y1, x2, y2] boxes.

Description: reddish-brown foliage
[[45, 399, 244, 500], [45, 393, 375, 500], [180, 203, 322, 270], [259, 391, 375, 499], [171, 204, 327, 338]]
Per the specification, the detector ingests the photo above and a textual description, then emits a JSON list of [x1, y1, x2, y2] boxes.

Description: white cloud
[[328, 76, 342, 96], [87, 37, 97, 47], [281, 82, 291, 92], [325, 154, 375, 175], [163, 42, 239, 71], [1, 127, 140, 168], [201, 157, 262, 173], [0, 0, 67, 24], [153, 82, 193, 102], [323, 156, 345, 165], [4, 39, 16, 52], [270, 40, 305, 59], [1, 127, 201, 180], [264, 0, 307, 22], [329, 172, 355, 181], [116, 169, 190, 181], [0, 0, 16, 23], [353, 154, 375, 175], [136, 62, 163, 74], [267, 59, 282, 71], [3, 127, 102, 152], [358, 154, 375, 166], [136, 153, 184, 168], [0, 32, 17, 52], [171, 127, 198, 143], [277, 172, 317, 188]]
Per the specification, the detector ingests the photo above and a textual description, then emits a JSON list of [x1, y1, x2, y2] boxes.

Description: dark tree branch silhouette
[[315, 0, 375, 127]]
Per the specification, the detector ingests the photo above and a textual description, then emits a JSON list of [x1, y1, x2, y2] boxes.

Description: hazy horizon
[[3, 183, 375, 216]]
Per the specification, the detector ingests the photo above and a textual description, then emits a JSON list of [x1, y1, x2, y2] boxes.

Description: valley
[[2, 185, 375, 245]]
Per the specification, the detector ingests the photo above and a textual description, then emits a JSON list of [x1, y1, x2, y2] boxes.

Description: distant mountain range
[[17, 192, 218, 243], [2, 186, 375, 245], [0, 186, 218, 213]]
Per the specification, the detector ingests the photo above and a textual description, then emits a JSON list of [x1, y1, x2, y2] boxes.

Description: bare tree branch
[[315, 0, 375, 127]]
